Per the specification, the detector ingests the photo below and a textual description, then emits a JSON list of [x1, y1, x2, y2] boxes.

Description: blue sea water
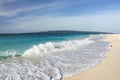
[[0, 31, 110, 80], [0, 32, 90, 58]]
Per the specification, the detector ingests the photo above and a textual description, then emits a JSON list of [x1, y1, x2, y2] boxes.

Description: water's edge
[[0, 35, 110, 80]]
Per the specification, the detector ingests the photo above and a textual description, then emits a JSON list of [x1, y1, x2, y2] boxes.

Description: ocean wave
[[0, 35, 110, 80], [0, 36, 94, 59], [22, 38, 94, 58], [0, 50, 17, 59]]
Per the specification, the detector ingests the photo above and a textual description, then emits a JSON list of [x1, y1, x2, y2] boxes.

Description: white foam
[[22, 38, 94, 58], [0, 50, 16, 58], [0, 60, 63, 80], [0, 35, 110, 80]]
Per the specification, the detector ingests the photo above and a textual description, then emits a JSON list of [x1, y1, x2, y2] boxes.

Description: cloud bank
[[0, 0, 120, 33]]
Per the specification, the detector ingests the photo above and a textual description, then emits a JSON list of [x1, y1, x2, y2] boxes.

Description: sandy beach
[[63, 34, 120, 80]]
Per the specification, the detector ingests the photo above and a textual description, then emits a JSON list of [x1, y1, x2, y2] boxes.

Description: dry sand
[[63, 34, 120, 80]]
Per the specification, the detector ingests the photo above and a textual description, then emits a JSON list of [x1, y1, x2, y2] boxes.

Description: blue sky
[[0, 0, 120, 33]]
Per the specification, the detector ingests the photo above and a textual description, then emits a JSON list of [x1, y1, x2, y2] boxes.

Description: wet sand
[[63, 34, 120, 80]]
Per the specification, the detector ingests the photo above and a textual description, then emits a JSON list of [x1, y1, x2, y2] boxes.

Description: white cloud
[[4, 11, 120, 33], [0, 0, 16, 4], [0, 0, 67, 17], [0, 0, 120, 33]]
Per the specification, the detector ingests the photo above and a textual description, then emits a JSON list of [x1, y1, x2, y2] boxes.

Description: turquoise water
[[0, 32, 90, 58], [0, 31, 110, 80]]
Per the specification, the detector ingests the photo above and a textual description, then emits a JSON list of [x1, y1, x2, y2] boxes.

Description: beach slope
[[63, 34, 120, 80]]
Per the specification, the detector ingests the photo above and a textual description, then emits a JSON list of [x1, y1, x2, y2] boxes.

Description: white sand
[[63, 34, 120, 80]]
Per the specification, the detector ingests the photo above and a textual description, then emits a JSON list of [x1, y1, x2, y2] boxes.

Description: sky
[[0, 0, 120, 33]]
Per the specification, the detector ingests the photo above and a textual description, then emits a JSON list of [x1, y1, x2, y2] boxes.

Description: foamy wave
[[0, 60, 62, 80], [0, 35, 110, 80], [22, 38, 94, 58], [89, 34, 105, 39], [0, 50, 16, 58]]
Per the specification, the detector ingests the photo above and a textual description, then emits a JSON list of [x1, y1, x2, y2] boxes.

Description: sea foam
[[0, 35, 110, 80], [22, 38, 94, 58]]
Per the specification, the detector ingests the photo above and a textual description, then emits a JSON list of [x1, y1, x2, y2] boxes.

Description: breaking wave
[[0, 35, 110, 80], [0, 50, 17, 59], [22, 38, 94, 58]]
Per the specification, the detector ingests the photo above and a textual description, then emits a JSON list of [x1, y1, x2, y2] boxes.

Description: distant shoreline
[[0, 30, 112, 35]]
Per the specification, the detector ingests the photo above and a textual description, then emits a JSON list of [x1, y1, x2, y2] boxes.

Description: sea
[[0, 31, 110, 80]]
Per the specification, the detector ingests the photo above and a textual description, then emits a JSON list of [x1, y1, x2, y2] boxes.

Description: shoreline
[[63, 34, 120, 80]]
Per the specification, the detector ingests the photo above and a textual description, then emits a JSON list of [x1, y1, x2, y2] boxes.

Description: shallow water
[[0, 33, 90, 58], [0, 34, 109, 80]]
